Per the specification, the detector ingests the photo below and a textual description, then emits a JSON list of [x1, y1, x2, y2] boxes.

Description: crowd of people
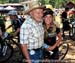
[[0, 0, 74, 63]]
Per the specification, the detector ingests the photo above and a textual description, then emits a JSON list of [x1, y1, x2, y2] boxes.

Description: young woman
[[43, 8, 62, 63]]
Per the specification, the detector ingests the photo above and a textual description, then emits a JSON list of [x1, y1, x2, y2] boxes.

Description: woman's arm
[[47, 42, 58, 51], [47, 32, 62, 51], [56, 32, 62, 46]]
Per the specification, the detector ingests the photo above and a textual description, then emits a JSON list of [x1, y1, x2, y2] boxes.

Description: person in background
[[8, 10, 22, 42], [43, 8, 62, 63], [20, 0, 44, 63], [61, 7, 71, 40]]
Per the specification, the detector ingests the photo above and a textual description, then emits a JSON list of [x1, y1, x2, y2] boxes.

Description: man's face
[[30, 8, 44, 23], [10, 15, 17, 20]]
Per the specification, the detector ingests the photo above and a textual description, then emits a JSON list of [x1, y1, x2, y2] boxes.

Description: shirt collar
[[27, 15, 42, 26]]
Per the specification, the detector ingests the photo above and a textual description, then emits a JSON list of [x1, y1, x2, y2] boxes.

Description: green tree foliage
[[39, 0, 45, 5], [40, 0, 75, 8], [44, 0, 50, 4], [0, 0, 7, 4], [0, 0, 19, 4], [9, 0, 19, 3]]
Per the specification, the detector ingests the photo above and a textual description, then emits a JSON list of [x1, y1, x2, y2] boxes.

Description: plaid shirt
[[20, 16, 44, 49]]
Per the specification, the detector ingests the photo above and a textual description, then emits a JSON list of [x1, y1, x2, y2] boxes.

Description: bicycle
[[42, 42, 69, 63], [58, 42, 69, 60], [69, 19, 75, 41], [0, 32, 22, 63], [0, 33, 13, 63]]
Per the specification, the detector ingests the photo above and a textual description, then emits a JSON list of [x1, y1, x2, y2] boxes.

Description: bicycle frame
[[0, 37, 13, 62], [42, 42, 69, 63]]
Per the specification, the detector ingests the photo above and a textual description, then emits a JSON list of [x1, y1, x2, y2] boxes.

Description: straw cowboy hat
[[24, 0, 45, 14]]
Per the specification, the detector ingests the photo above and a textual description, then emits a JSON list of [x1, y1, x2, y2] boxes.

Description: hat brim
[[24, 6, 45, 14]]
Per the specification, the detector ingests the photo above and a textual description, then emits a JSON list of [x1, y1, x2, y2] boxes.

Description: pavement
[[63, 39, 75, 63]]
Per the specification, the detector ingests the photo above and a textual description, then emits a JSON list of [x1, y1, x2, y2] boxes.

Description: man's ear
[[29, 12, 31, 15], [29, 11, 33, 16]]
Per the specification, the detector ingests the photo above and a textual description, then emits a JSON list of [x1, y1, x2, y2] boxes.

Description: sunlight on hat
[[24, 0, 45, 14]]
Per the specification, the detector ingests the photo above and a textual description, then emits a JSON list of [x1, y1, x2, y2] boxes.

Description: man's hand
[[21, 44, 31, 63], [26, 60, 32, 63]]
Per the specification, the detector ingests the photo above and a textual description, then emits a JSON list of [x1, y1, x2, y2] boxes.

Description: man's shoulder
[[21, 20, 32, 29], [21, 16, 35, 29], [25, 18, 32, 25]]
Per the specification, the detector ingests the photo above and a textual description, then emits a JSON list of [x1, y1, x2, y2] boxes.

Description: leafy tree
[[40, 0, 75, 8], [0, 0, 19, 4], [0, 0, 7, 4], [39, 0, 45, 5], [44, 0, 50, 4], [9, 0, 19, 3]]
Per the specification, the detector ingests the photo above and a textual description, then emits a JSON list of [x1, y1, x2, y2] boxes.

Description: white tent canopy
[[4, 6, 16, 10], [0, 7, 4, 10]]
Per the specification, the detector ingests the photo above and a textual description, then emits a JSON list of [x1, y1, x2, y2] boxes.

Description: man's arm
[[20, 44, 31, 63], [13, 28, 20, 36], [20, 23, 32, 63], [47, 31, 62, 51]]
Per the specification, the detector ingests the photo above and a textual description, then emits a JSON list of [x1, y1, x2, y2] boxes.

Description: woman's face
[[44, 14, 53, 25]]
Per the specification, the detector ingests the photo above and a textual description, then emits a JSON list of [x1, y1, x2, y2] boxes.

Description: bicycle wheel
[[69, 24, 75, 41], [58, 42, 69, 60], [11, 38, 24, 63], [0, 44, 13, 62]]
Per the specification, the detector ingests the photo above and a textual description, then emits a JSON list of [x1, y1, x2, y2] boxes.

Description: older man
[[20, 0, 44, 63]]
